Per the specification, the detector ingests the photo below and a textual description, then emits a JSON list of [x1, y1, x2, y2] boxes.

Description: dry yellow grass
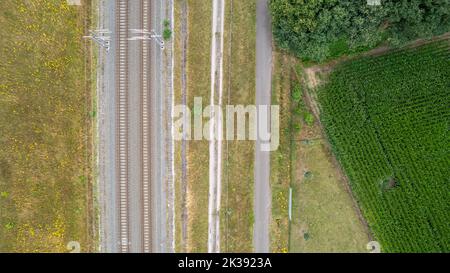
[[0, 0, 94, 252], [172, 0, 213, 252], [173, 0, 256, 252], [173, 0, 184, 253], [221, 0, 256, 253]]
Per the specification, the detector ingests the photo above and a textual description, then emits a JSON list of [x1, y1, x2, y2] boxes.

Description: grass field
[[173, 0, 213, 252], [318, 40, 450, 252], [271, 52, 369, 253], [173, 0, 256, 252], [0, 0, 94, 252], [182, 0, 213, 252], [270, 52, 295, 253], [173, 0, 184, 252], [220, 0, 256, 253], [290, 130, 369, 253]]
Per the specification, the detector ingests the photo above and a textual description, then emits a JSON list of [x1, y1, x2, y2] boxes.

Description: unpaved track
[[208, 0, 225, 253], [254, 0, 272, 253], [150, 0, 167, 253], [98, 0, 118, 253]]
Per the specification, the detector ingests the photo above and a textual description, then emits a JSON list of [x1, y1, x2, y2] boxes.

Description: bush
[[303, 112, 314, 126], [163, 28, 172, 41], [163, 19, 170, 28], [291, 84, 302, 101], [303, 232, 310, 241], [4, 222, 15, 230], [163, 19, 172, 41]]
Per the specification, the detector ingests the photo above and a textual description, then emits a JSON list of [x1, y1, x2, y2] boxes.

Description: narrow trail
[[208, 0, 225, 253]]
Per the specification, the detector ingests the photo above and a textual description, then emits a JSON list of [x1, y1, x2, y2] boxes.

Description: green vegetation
[[163, 19, 170, 27], [163, 28, 172, 41], [271, 52, 370, 253], [291, 84, 302, 101], [163, 19, 172, 41], [303, 112, 314, 127], [270, 53, 296, 253], [0, 0, 93, 252], [270, 0, 450, 61], [318, 40, 450, 252]]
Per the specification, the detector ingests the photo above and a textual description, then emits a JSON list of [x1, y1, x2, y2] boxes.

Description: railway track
[[141, 0, 152, 253], [116, 0, 129, 253], [115, 0, 153, 253]]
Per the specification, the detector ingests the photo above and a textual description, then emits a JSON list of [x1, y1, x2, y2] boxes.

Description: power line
[[83, 29, 111, 52], [129, 29, 165, 50]]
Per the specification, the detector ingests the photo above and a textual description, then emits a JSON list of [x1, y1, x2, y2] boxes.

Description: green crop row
[[318, 40, 450, 252]]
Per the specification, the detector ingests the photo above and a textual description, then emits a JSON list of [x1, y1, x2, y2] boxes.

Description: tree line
[[270, 0, 450, 61]]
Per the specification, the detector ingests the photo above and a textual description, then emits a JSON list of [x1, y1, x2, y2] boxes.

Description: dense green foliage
[[270, 0, 450, 61], [318, 40, 450, 252]]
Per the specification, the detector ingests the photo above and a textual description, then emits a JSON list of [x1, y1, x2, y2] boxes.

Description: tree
[[270, 0, 450, 61]]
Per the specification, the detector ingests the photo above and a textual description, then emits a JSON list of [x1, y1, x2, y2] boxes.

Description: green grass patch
[[270, 52, 296, 253], [290, 139, 369, 252]]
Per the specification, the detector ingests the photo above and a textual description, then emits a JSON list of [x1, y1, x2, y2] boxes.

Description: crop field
[[318, 40, 450, 252]]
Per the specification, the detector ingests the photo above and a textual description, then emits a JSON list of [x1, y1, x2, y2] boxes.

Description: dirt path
[[207, 0, 225, 253]]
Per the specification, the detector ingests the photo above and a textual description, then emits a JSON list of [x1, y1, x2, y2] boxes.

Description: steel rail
[[116, 0, 130, 253]]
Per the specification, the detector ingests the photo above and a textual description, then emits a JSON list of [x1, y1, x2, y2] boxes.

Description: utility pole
[[84, 30, 111, 52], [129, 29, 165, 50]]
